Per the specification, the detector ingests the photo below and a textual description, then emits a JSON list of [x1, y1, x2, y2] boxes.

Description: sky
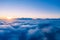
[[0, 0, 60, 18]]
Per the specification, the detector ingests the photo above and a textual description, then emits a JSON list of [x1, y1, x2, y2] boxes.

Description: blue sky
[[0, 0, 60, 18]]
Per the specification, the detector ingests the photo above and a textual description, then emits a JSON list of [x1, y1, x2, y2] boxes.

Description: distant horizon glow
[[0, 0, 60, 18]]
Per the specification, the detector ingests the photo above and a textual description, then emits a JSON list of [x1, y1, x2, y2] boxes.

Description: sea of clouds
[[0, 18, 60, 40]]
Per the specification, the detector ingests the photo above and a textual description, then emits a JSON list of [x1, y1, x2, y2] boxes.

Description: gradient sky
[[0, 0, 60, 18]]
